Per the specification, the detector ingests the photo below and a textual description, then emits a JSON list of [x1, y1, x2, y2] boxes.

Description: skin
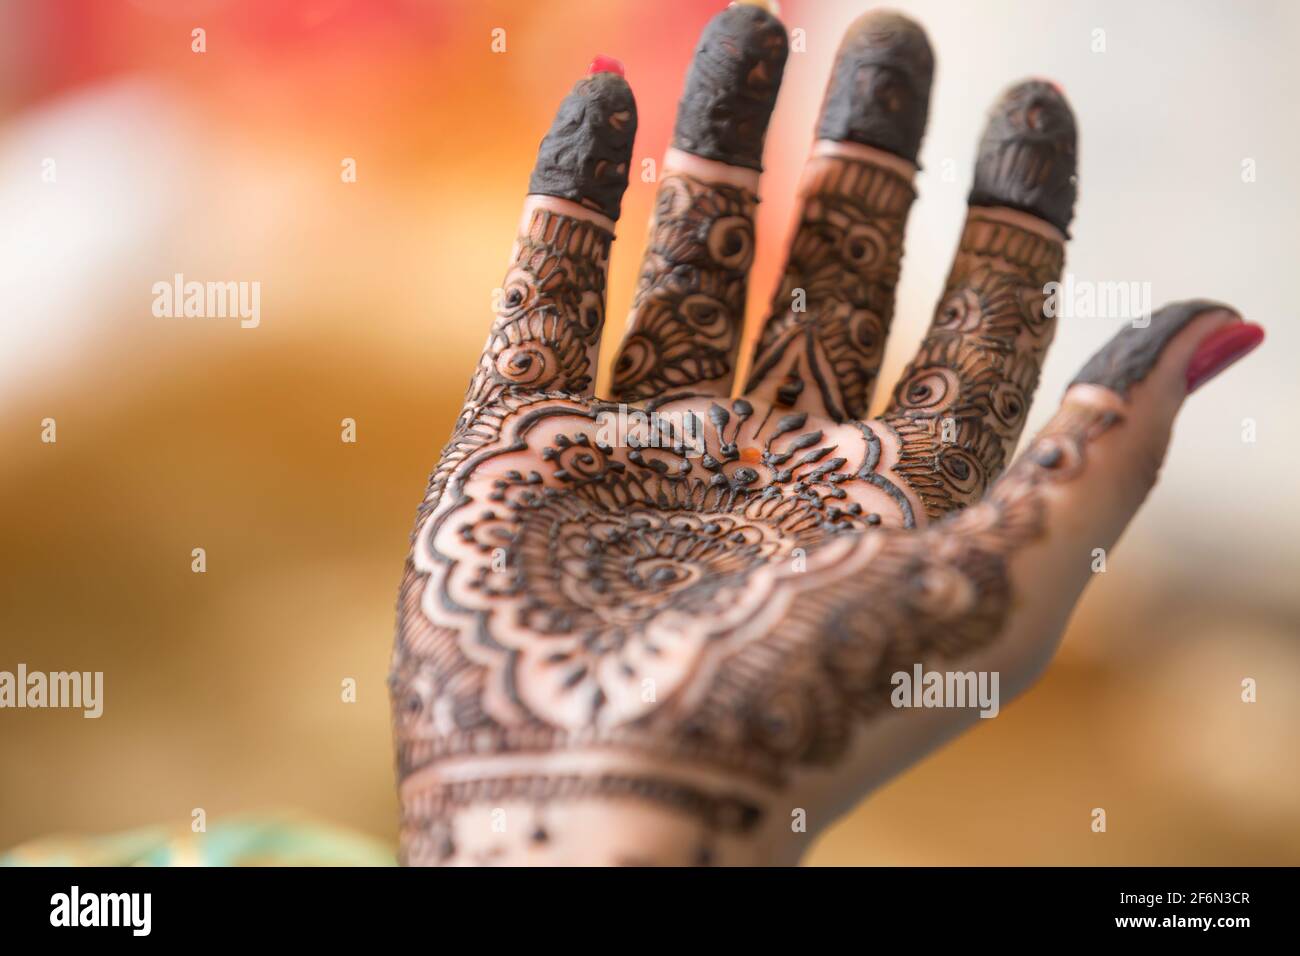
[[389, 7, 1263, 866]]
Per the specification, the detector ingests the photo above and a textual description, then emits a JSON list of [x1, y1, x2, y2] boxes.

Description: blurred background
[[1, 0, 1297, 864]]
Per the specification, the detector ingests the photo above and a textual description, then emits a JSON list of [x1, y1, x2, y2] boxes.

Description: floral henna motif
[[745, 156, 914, 420], [611, 173, 757, 400], [409, 396, 909, 733], [881, 212, 1064, 518]]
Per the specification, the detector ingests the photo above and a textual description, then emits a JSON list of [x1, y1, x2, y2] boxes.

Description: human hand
[[388, 4, 1264, 865]]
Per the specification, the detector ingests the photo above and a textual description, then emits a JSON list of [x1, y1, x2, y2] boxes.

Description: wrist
[[397, 757, 793, 866]]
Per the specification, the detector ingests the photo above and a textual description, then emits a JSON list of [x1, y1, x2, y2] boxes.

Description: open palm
[[389, 6, 1260, 866]]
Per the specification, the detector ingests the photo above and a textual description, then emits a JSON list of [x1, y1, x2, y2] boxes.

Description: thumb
[[1037, 300, 1261, 534], [956, 300, 1264, 689]]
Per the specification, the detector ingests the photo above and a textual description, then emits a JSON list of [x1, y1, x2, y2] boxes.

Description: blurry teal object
[[1, 812, 396, 866]]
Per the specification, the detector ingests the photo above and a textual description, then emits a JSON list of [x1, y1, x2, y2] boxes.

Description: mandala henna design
[[745, 156, 914, 420], [881, 212, 1065, 518], [391, 380, 1122, 863], [611, 174, 757, 400], [411, 396, 911, 734]]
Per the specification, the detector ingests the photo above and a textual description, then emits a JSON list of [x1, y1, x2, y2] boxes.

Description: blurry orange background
[[2, 0, 1297, 864]]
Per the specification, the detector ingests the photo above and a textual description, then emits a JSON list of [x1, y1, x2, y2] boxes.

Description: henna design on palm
[[390, 7, 1258, 866], [391, 379, 1108, 864]]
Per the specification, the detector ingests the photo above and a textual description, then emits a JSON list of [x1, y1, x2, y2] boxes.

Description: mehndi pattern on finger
[[611, 174, 757, 401], [745, 156, 914, 420], [968, 79, 1077, 237], [1071, 299, 1237, 396], [468, 209, 611, 402], [881, 213, 1064, 518]]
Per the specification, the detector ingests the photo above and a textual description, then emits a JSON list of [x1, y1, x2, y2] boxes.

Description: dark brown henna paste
[[611, 174, 757, 401], [528, 72, 637, 221], [875, 82, 1078, 518], [606, 6, 787, 402], [745, 156, 914, 421], [392, 393, 914, 804], [732, 304, 1203, 770], [967, 80, 1078, 237], [671, 4, 788, 170], [1070, 299, 1236, 396], [697, 400, 1125, 778], [816, 11, 934, 163]]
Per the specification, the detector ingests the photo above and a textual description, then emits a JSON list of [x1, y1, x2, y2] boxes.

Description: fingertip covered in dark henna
[[816, 10, 934, 164], [1069, 299, 1239, 397], [968, 80, 1078, 237], [528, 71, 637, 222], [671, 3, 789, 170]]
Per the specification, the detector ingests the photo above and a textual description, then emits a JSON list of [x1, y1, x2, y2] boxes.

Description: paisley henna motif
[[881, 212, 1065, 518], [611, 174, 757, 400], [468, 209, 611, 404]]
